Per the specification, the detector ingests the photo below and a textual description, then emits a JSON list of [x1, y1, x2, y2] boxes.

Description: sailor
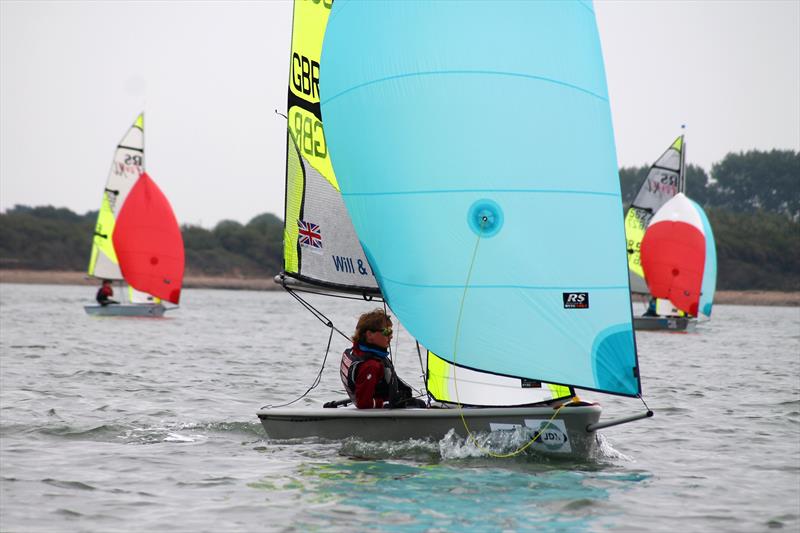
[[95, 279, 119, 306], [340, 309, 423, 409]]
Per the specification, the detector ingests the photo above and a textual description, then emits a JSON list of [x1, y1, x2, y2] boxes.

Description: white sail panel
[[88, 113, 145, 280], [625, 136, 684, 294], [427, 351, 572, 406], [284, 135, 379, 291]]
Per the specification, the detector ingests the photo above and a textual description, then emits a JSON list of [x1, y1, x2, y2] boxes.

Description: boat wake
[[593, 432, 633, 462], [333, 429, 631, 464], [339, 437, 441, 462]]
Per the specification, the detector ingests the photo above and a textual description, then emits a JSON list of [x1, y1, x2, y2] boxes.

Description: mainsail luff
[[87, 113, 145, 280], [320, 1, 640, 397], [281, 0, 379, 296], [624, 135, 684, 295]]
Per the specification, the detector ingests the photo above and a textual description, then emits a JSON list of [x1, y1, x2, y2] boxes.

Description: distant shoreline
[[1, 269, 798, 306], [0, 269, 281, 291]]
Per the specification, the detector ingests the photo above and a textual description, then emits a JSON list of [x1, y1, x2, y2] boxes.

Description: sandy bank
[[0, 270, 281, 291], [1, 269, 798, 306]]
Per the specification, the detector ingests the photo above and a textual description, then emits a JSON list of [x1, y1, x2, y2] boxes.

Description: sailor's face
[[365, 323, 392, 349]]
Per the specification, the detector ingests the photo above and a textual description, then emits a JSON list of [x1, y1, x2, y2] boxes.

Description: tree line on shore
[[1, 149, 797, 290]]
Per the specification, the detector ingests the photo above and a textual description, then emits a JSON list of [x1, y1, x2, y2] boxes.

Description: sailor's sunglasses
[[380, 327, 393, 337]]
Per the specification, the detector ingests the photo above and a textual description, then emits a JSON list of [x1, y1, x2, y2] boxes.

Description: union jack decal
[[298, 219, 322, 249]]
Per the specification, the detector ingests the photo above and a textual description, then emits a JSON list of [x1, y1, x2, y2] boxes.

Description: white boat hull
[[634, 315, 696, 332], [257, 404, 602, 457], [84, 304, 167, 317]]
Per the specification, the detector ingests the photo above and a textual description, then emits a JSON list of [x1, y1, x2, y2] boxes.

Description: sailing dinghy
[[638, 193, 717, 329], [84, 114, 184, 317], [258, 0, 652, 458], [625, 136, 717, 331]]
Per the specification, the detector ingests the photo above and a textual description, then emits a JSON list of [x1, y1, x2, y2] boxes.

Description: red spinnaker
[[640, 220, 705, 316], [112, 172, 184, 304]]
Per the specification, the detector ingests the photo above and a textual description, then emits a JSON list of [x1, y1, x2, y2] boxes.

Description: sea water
[[1, 283, 798, 532]]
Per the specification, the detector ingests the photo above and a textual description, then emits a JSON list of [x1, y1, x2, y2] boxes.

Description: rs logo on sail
[[563, 292, 589, 309]]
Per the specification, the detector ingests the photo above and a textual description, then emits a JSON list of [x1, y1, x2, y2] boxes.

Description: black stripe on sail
[[288, 91, 321, 122], [117, 145, 144, 152], [650, 164, 680, 173]]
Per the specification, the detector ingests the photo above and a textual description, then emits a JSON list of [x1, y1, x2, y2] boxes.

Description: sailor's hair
[[352, 308, 392, 344]]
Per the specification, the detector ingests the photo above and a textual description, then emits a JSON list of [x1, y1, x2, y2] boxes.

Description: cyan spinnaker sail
[[282, 0, 378, 294], [112, 172, 184, 304], [640, 193, 706, 317], [693, 199, 717, 318], [320, 1, 640, 396], [88, 113, 145, 280], [624, 136, 684, 294]]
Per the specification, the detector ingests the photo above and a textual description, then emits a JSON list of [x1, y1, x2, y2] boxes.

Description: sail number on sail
[[114, 154, 143, 178], [292, 53, 319, 99], [646, 171, 679, 196], [291, 109, 327, 160]]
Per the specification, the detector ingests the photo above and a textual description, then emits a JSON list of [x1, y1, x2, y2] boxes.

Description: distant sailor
[[95, 279, 119, 306], [340, 309, 425, 409]]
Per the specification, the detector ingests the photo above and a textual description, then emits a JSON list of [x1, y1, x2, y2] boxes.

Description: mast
[[679, 126, 687, 194]]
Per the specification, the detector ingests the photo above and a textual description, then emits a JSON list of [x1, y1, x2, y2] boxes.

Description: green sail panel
[[282, 0, 378, 293], [87, 113, 145, 280], [625, 135, 684, 294]]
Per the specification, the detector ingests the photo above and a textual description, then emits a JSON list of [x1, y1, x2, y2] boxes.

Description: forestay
[[320, 1, 641, 397]]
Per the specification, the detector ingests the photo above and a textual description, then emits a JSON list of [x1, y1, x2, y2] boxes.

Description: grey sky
[[1, 0, 798, 228]]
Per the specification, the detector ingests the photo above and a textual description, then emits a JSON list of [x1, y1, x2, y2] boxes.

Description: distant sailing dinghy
[[626, 136, 717, 331], [257, 0, 652, 458], [84, 114, 184, 317], [637, 193, 717, 331]]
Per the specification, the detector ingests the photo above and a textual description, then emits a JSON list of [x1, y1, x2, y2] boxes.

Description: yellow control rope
[[451, 215, 568, 458]]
